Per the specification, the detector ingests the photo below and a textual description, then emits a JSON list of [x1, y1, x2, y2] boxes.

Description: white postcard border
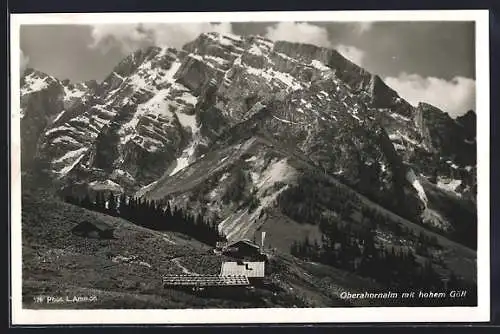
[[10, 9, 490, 324]]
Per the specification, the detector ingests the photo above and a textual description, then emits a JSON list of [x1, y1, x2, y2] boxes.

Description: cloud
[[265, 22, 365, 65], [351, 22, 373, 35], [335, 44, 365, 65], [89, 23, 233, 53], [265, 22, 332, 47], [89, 24, 154, 53], [91, 21, 367, 69], [384, 73, 476, 117], [20, 49, 29, 73], [153, 22, 232, 47]]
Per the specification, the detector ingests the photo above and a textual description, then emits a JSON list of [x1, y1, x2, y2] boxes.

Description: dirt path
[[171, 258, 199, 275]]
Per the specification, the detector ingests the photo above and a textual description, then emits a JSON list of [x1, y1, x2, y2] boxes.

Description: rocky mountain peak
[[20, 31, 477, 249], [455, 110, 476, 141], [21, 68, 60, 93]]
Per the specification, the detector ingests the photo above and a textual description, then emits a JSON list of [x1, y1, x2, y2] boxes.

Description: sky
[[20, 21, 476, 117]]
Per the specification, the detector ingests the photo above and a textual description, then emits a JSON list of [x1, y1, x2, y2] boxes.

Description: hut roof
[[227, 239, 260, 250], [220, 261, 265, 277], [162, 275, 250, 287]]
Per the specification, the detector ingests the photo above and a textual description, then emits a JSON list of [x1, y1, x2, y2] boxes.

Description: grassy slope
[[22, 190, 235, 309], [22, 188, 396, 309]]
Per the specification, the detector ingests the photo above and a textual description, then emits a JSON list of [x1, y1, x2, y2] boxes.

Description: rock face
[[20, 32, 477, 250]]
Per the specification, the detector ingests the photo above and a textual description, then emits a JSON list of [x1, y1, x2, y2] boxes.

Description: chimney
[[261, 231, 266, 250]]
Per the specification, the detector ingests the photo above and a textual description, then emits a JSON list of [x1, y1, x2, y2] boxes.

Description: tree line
[[65, 191, 227, 246], [277, 179, 357, 225], [279, 179, 445, 252]]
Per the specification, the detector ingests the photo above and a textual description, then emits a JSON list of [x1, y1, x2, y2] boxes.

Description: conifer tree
[[96, 191, 107, 212], [108, 191, 117, 215], [81, 193, 92, 209]]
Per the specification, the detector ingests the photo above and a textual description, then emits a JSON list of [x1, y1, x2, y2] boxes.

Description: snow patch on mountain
[[245, 155, 259, 163], [119, 89, 172, 144], [405, 169, 428, 206], [245, 66, 304, 92], [445, 160, 460, 170], [176, 91, 198, 106], [272, 115, 304, 125], [437, 178, 463, 196], [165, 60, 182, 79], [63, 86, 86, 101], [127, 52, 180, 93], [310, 59, 330, 71], [52, 110, 67, 124], [464, 139, 475, 145], [53, 147, 88, 164], [54, 148, 88, 176], [255, 159, 296, 188], [111, 168, 135, 183], [219, 211, 249, 241], [169, 156, 190, 177], [421, 207, 452, 231], [89, 179, 124, 192], [169, 142, 197, 176], [21, 72, 51, 95], [215, 156, 299, 241], [176, 112, 197, 132], [52, 135, 79, 145], [206, 31, 243, 46], [389, 112, 411, 123], [46, 125, 77, 137], [135, 180, 158, 197], [248, 44, 263, 56]]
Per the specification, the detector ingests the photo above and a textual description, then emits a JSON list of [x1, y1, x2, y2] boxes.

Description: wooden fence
[[163, 274, 250, 287]]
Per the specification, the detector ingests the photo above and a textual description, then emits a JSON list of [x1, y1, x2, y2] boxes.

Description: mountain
[[20, 32, 477, 297]]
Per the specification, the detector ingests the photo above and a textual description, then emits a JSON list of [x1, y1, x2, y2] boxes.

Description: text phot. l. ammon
[[10, 10, 490, 325]]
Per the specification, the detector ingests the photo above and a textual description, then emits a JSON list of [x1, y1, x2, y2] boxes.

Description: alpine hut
[[71, 220, 115, 239], [222, 239, 265, 260]]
